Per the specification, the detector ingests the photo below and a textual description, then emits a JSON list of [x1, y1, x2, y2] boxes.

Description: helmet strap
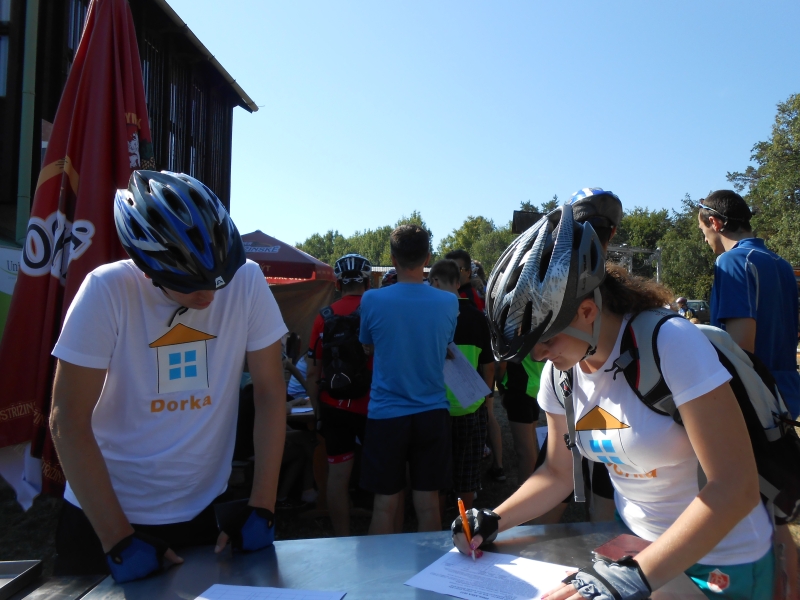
[[561, 288, 603, 359]]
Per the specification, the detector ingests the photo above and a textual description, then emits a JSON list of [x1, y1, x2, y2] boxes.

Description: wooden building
[[0, 0, 256, 244]]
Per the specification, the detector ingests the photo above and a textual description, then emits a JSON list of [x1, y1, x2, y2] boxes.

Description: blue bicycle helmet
[[114, 170, 245, 293]]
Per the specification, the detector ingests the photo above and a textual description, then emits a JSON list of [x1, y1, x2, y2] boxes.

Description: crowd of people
[[46, 169, 800, 600]]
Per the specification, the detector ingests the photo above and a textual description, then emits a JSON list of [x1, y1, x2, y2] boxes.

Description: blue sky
[[167, 1, 799, 249]]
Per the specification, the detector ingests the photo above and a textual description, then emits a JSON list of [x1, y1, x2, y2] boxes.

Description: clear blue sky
[[167, 0, 799, 249]]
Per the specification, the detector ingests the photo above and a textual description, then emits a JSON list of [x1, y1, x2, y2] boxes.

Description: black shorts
[[54, 495, 230, 576], [319, 402, 367, 463], [533, 433, 615, 503], [451, 404, 488, 494], [360, 408, 452, 495], [502, 391, 541, 424]]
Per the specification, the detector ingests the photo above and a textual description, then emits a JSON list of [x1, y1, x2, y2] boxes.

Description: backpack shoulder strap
[[607, 308, 682, 421], [552, 364, 586, 503], [319, 305, 335, 322]]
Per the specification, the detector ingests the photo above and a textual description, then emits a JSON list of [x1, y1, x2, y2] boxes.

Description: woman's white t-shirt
[[538, 315, 772, 565], [52, 259, 287, 524]]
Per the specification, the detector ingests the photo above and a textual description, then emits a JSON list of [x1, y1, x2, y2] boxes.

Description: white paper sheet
[[196, 584, 346, 600], [405, 548, 575, 600], [443, 342, 492, 409]]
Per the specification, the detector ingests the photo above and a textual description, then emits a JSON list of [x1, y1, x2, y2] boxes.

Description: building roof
[[149, 324, 217, 348], [152, 0, 258, 113]]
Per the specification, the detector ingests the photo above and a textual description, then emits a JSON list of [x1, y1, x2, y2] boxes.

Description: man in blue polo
[[698, 189, 800, 599]]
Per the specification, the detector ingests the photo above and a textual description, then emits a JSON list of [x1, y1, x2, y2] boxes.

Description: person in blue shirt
[[699, 189, 800, 600], [358, 224, 459, 534]]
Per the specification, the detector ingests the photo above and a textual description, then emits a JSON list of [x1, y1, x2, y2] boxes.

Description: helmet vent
[[186, 226, 206, 254], [163, 188, 191, 223], [129, 218, 146, 241]]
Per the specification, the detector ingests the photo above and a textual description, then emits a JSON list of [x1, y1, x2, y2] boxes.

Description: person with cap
[[699, 189, 800, 599], [452, 203, 774, 600], [676, 297, 694, 320], [305, 253, 374, 536], [49, 171, 289, 582]]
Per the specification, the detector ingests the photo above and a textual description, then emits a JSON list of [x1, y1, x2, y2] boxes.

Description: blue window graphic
[[589, 439, 625, 465], [168, 349, 199, 380]]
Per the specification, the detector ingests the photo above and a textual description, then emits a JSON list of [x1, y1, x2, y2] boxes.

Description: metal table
[[72, 522, 703, 599]]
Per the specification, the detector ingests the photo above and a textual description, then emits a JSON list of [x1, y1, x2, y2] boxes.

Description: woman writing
[[452, 204, 774, 599]]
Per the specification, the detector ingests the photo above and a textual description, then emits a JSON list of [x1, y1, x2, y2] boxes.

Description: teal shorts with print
[[685, 548, 774, 599]]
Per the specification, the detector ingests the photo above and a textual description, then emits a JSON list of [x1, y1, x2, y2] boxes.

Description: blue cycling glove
[[105, 531, 168, 583], [564, 557, 651, 600], [450, 508, 501, 548], [224, 505, 276, 551]]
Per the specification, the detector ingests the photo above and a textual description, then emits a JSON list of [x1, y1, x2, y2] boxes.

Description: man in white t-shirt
[[50, 171, 288, 583]]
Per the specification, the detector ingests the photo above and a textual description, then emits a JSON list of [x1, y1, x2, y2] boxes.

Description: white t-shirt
[[539, 315, 772, 566], [53, 259, 287, 524]]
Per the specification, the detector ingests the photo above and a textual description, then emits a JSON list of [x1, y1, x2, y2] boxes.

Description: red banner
[[0, 0, 154, 494]]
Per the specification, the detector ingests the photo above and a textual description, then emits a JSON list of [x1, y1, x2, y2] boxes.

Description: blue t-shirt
[[710, 237, 800, 416], [359, 283, 459, 419]]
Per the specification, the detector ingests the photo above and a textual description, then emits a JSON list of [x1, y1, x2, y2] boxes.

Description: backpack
[[554, 307, 800, 525], [316, 305, 372, 400]]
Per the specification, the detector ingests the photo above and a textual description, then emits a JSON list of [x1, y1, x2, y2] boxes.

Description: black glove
[[105, 531, 169, 583], [450, 508, 501, 548], [563, 557, 652, 600]]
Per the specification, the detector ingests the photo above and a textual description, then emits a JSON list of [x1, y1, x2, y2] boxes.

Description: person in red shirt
[[306, 254, 373, 536]]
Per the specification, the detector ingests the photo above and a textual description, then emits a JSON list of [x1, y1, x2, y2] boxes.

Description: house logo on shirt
[[149, 324, 216, 394], [575, 407, 656, 479]]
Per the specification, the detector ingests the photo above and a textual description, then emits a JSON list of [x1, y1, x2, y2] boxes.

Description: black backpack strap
[[320, 305, 335, 321], [555, 367, 586, 503]]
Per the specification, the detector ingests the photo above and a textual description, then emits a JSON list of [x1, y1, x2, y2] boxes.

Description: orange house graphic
[[150, 324, 216, 394]]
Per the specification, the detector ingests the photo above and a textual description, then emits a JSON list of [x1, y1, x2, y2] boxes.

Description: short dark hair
[[341, 279, 368, 293], [699, 190, 753, 233], [445, 249, 471, 267], [390, 225, 430, 269], [429, 259, 460, 287]]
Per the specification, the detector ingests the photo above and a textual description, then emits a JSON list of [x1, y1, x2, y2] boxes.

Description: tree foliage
[[296, 95, 800, 295], [296, 211, 434, 267], [728, 93, 800, 264]]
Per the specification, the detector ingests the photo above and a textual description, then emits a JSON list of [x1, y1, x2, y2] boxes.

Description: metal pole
[[15, 0, 41, 245]]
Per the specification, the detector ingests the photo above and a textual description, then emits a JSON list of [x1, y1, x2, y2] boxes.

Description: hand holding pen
[[458, 498, 476, 561], [451, 506, 502, 559]]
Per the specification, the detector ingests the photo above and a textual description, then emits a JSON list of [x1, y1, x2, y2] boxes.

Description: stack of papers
[[405, 548, 575, 600]]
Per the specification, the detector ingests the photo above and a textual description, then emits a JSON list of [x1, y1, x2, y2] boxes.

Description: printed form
[[405, 548, 574, 600], [443, 342, 492, 409], [195, 585, 346, 600]]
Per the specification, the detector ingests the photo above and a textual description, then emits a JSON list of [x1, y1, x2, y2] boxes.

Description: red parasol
[[242, 231, 335, 355], [0, 0, 154, 494], [242, 230, 335, 283]]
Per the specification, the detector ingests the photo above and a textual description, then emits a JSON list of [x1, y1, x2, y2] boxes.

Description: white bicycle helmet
[[486, 204, 605, 362], [334, 253, 371, 284]]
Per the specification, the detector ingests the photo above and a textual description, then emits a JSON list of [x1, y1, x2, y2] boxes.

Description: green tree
[[296, 230, 345, 266], [727, 93, 800, 264], [437, 216, 495, 257], [471, 224, 517, 272], [658, 195, 715, 301], [615, 207, 671, 278]]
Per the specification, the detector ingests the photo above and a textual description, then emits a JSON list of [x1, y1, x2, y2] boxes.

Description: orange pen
[[457, 498, 476, 562]]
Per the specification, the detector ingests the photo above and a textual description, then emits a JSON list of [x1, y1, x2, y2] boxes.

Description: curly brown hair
[[599, 263, 674, 316]]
